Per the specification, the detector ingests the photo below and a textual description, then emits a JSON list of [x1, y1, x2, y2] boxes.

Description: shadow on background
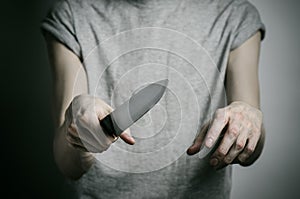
[[1, 0, 72, 198]]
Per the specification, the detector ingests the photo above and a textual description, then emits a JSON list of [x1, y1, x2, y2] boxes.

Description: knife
[[100, 79, 168, 137]]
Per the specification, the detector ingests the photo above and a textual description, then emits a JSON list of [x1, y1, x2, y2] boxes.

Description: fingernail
[[206, 138, 213, 148], [129, 137, 135, 145], [210, 158, 219, 167], [187, 145, 194, 154], [123, 134, 135, 145]]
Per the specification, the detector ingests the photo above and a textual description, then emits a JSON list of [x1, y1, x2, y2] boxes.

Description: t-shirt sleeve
[[230, 0, 266, 50], [40, 0, 81, 58]]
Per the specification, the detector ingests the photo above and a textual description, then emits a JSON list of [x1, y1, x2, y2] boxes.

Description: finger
[[119, 128, 135, 145], [76, 117, 112, 152], [187, 122, 210, 155], [67, 125, 83, 145], [214, 160, 228, 170], [96, 101, 133, 145], [66, 129, 103, 153], [96, 103, 113, 120], [235, 127, 248, 151], [68, 123, 80, 137], [210, 146, 226, 168], [238, 133, 260, 163], [68, 140, 102, 153], [210, 123, 247, 168], [209, 151, 228, 169], [79, 114, 111, 146], [97, 115, 120, 144], [79, 113, 116, 150], [223, 142, 244, 165], [66, 131, 99, 152], [68, 123, 78, 136], [67, 123, 89, 146], [205, 108, 229, 148], [223, 127, 248, 164], [228, 129, 248, 164], [210, 152, 231, 170], [66, 132, 88, 152], [217, 122, 241, 157], [67, 142, 89, 152]]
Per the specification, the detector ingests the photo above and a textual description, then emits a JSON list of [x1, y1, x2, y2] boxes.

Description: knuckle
[[246, 146, 254, 154], [235, 112, 244, 120], [248, 131, 254, 138], [249, 130, 259, 140], [245, 121, 252, 129], [253, 126, 261, 134], [217, 147, 226, 157], [236, 142, 244, 150], [215, 108, 223, 114], [226, 105, 232, 112], [215, 109, 223, 118], [228, 126, 239, 137]]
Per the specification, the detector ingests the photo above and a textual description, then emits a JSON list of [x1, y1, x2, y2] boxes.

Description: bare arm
[[45, 34, 135, 179], [45, 34, 93, 179], [226, 31, 265, 166], [187, 32, 265, 168]]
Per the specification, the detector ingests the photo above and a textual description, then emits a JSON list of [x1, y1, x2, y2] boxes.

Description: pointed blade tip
[[156, 79, 169, 87]]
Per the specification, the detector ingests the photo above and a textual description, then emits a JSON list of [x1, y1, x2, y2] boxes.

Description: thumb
[[119, 128, 135, 145], [187, 122, 210, 155]]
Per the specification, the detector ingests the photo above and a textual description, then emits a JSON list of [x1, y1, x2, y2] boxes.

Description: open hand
[[187, 101, 263, 169]]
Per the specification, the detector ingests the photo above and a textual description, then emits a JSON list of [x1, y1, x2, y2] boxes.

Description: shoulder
[[198, 0, 258, 14], [67, 0, 110, 10], [229, 0, 260, 16]]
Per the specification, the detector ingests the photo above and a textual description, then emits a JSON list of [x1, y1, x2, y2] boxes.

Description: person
[[41, 0, 266, 198]]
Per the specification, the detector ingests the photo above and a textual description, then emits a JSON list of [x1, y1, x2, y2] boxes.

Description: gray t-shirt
[[41, 0, 265, 198]]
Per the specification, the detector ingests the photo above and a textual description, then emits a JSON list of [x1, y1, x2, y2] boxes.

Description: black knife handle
[[100, 114, 122, 138]]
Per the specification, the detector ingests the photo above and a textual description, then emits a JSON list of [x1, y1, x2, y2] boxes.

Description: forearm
[[45, 34, 92, 179], [226, 32, 265, 166], [53, 123, 94, 180]]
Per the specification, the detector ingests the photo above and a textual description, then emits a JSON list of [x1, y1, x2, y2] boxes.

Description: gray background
[[232, 1, 300, 199], [1, 0, 299, 198]]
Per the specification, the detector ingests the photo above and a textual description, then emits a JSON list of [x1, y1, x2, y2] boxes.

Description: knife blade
[[100, 79, 168, 137]]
